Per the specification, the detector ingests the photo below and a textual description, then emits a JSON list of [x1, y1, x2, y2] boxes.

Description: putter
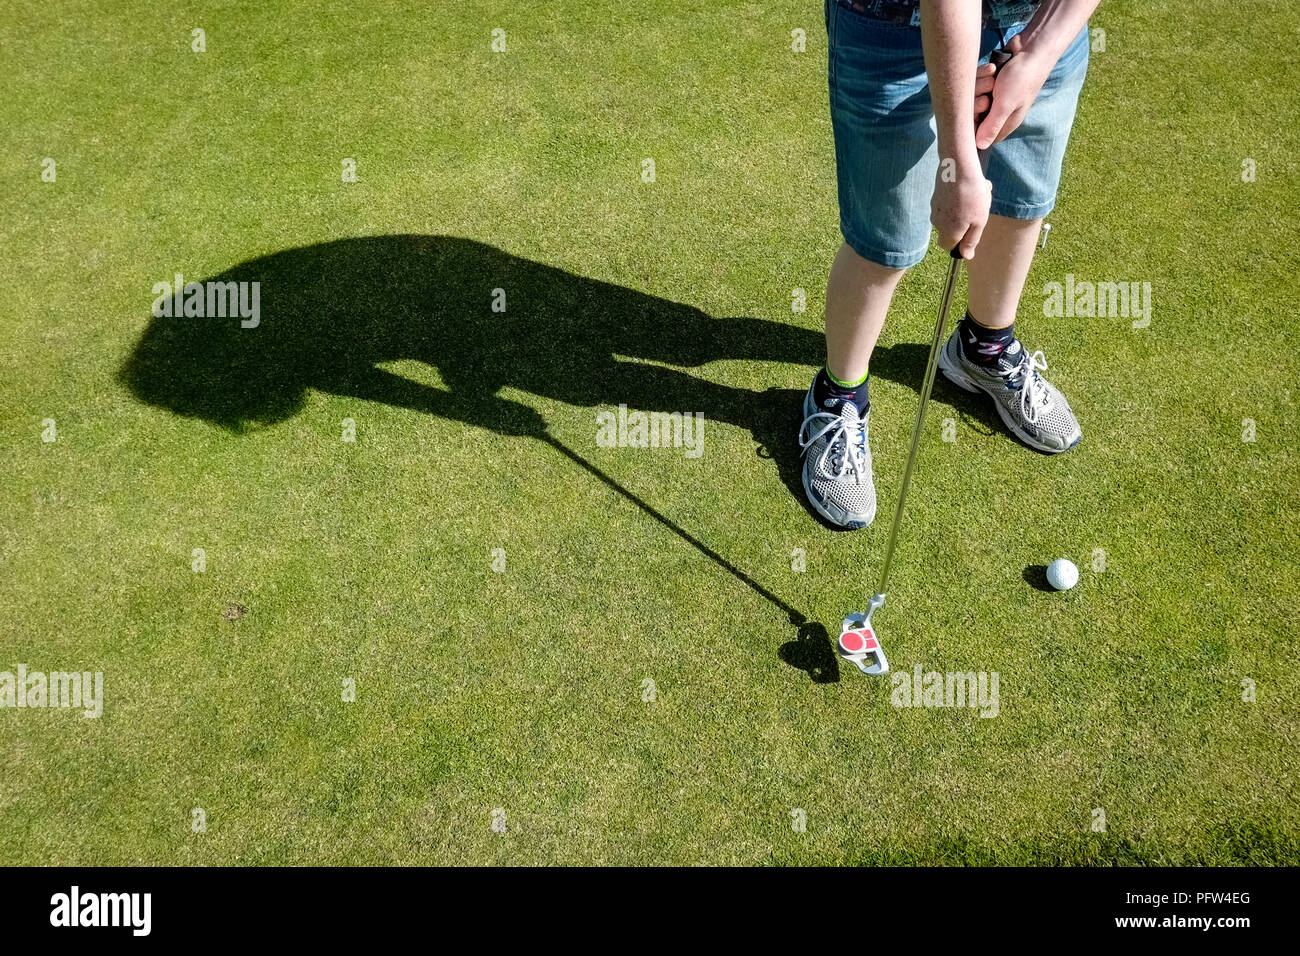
[[838, 43, 1012, 677], [838, 246, 964, 676]]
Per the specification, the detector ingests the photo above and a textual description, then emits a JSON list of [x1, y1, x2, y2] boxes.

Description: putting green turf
[[2, 0, 1297, 865]]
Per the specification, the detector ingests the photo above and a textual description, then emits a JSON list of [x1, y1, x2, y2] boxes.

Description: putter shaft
[[874, 249, 964, 600]]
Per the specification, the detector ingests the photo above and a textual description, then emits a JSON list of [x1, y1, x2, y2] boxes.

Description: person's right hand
[[931, 162, 992, 259]]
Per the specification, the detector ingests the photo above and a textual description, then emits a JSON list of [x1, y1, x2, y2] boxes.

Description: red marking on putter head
[[840, 629, 879, 655]]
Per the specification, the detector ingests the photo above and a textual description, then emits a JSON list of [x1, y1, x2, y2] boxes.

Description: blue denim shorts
[[826, 0, 1089, 268]]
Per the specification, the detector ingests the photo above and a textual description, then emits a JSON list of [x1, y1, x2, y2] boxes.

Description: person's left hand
[[974, 34, 1055, 149]]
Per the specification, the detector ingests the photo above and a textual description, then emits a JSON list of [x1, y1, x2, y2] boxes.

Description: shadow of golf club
[[778, 621, 840, 684], [120, 234, 852, 679]]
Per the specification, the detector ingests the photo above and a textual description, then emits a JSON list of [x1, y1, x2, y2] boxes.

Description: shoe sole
[[799, 389, 875, 530], [937, 345, 1081, 455]]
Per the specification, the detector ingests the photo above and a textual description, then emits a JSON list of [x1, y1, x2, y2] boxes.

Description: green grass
[[1, 0, 1297, 865]]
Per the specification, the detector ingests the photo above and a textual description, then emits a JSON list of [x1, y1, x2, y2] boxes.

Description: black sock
[[812, 366, 869, 415], [959, 311, 1016, 367]]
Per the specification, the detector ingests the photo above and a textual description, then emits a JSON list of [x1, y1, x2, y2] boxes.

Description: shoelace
[[1006, 350, 1053, 424], [799, 410, 868, 483]]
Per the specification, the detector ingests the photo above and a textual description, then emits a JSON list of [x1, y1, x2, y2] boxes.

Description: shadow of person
[[119, 233, 832, 635], [123, 234, 824, 452], [862, 340, 1002, 437]]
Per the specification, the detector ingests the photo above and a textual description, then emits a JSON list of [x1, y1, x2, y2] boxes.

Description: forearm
[[1015, 0, 1101, 62], [920, 0, 984, 168]]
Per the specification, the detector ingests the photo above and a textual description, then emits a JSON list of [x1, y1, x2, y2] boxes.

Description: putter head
[[837, 611, 889, 676]]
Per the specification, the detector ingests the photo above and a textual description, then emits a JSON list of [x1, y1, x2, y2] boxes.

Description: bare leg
[[824, 242, 906, 383], [965, 214, 1042, 329]]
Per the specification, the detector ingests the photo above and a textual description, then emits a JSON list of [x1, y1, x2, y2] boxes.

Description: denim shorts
[[826, 0, 1090, 268]]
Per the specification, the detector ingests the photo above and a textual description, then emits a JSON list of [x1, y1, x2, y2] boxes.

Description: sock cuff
[[962, 311, 1014, 335], [824, 366, 869, 389], [959, 313, 1017, 366]]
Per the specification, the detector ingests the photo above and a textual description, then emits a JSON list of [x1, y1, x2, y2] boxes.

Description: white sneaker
[[798, 382, 876, 529], [937, 331, 1082, 453]]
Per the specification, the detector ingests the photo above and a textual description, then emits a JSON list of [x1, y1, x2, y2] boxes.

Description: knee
[[838, 242, 907, 278]]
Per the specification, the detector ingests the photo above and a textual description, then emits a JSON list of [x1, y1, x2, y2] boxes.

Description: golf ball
[[1046, 558, 1079, 591]]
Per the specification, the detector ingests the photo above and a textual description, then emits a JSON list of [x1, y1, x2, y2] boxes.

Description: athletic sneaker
[[937, 331, 1082, 453], [798, 384, 875, 529]]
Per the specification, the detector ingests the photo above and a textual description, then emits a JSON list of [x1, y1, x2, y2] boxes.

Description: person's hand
[[974, 34, 1055, 149], [932, 161, 992, 258], [973, 60, 998, 125]]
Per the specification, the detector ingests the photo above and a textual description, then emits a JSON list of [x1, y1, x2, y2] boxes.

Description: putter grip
[[976, 48, 1013, 129]]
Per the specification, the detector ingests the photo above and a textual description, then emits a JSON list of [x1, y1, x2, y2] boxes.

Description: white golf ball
[[1046, 558, 1079, 591]]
